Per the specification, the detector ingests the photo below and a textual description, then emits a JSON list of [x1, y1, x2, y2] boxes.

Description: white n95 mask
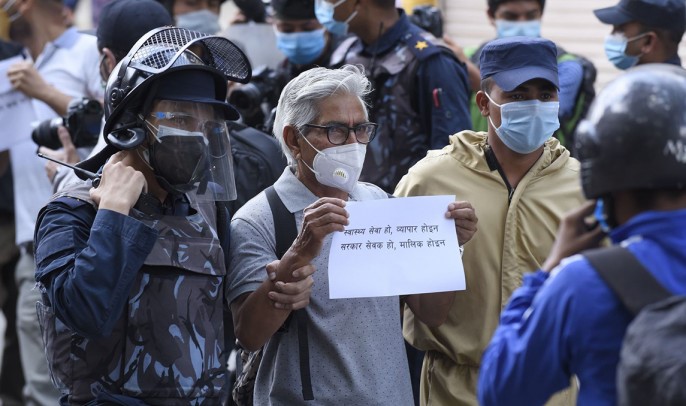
[[300, 134, 366, 194]]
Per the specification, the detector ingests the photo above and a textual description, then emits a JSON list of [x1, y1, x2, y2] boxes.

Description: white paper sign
[[0, 55, 37, 151], [329, 195, 466, 299]]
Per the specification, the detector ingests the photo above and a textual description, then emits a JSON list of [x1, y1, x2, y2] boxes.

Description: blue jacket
[[478, 209, 686, 406], [34, 193, 232, 405]]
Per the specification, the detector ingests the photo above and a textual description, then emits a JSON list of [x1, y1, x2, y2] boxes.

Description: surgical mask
[[604, 33, 647, 70], [315, 0, 357, 37], [148, 125, 210, 192], [299, 133, 366, 194], [495, 20, 541, 38], [176, 9, 221, 35], [275, 28, 326, 65], [486, 93, 560, 154]]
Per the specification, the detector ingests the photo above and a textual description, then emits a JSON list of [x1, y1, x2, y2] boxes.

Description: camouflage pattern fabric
[[331, 29, 445, 193], [37, 189, 229, 405]]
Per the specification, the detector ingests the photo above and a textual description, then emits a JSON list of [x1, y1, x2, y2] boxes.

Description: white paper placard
[[329, 195, 465, 299]]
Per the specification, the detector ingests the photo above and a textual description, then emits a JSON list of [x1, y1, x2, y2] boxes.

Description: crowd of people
[[0, 0, 685, 405]]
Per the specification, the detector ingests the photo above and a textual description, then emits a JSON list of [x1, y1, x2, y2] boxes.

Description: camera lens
[[31, 117, 65, 150], [228, 84, 262, 113]]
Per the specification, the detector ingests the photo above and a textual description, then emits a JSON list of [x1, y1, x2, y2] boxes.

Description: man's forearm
[[233, 249, 313, 351], [37, 85, 72, 116]]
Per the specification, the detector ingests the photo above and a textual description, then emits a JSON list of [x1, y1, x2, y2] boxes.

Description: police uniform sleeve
[[416, 50, 472, 149], [34, 197, 157, 338]]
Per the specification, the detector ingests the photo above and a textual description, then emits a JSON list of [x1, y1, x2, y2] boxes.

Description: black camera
[[31, 98, 103, 150], [410, 5, 443, 39], [228, 65, 286, 131]]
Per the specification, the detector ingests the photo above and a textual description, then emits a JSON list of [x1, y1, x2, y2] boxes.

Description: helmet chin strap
[[135, 144, 154, 171]]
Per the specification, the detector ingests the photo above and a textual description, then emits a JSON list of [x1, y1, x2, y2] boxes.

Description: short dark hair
[[632, 188, 686, 211], [636, 24, 684, 57], [648, 26, 684, 46], [372, 0, 396, 9], [487, 0, 545, 16], [480, 77, 495, 93]]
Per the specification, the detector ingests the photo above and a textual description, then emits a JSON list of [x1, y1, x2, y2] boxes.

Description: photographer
[[229, 0, 344, 132], [2, 0, 103, 402], [42, 0, 173, 193], [36, 97, 104, 191]]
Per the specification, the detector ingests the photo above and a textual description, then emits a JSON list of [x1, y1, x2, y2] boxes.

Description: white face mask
[[299, 134, 366, 194]]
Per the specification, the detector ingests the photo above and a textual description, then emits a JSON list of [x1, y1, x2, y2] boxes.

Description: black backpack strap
[[295, 310, 313, 400], [585, 246, 671, 316], [265, 186, 296, 258], [264, 186, 313, 401]]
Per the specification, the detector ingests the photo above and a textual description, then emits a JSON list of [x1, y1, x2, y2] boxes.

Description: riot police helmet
[[575, 63, 686, 199]]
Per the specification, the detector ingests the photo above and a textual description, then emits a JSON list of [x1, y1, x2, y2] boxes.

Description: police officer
[[324, 0, 472, 193], [33, 27, 251, 404], [478, 63, 686, 405], [595, 0, 685, 69]]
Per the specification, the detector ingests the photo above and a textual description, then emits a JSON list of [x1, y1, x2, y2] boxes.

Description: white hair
[[272, 64, 372, 165]]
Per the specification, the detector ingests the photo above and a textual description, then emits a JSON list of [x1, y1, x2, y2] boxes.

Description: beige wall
[[442, 0, 683, 90]]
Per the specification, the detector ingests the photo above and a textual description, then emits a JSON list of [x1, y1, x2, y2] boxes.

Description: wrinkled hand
[[542, 201, 606, 272], [264, 260, 316, 310], [291, 197, 349, 262], [446, 201, 478, 246], [7, 61, 51, 99], [90, 152, 147, 214], [39, 126, 79, 182]]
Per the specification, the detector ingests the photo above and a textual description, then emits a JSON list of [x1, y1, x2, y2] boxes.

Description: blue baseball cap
[[594, 0, 686, 33], [479, 36, 559, 92], [96, 0, 173, 54], [63, 0, 78, 10]]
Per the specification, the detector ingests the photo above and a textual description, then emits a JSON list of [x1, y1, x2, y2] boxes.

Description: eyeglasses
[[302, 122, 378, 145], [149, 111, 223, 133]]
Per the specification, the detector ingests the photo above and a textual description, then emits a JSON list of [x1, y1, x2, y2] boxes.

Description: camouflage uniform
[[34, 183, 229, 405], [330, 14, 469, 193]]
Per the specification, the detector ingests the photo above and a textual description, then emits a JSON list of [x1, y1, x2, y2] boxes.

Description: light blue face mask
[[485, 92, 560, 154], [275, 28, 326, 65], [594, 198, 612, 233], [495, 20, 541, 38], [314, 0, 357, 37], [176, 9, 221, 35], [604, 33, 647, 70]]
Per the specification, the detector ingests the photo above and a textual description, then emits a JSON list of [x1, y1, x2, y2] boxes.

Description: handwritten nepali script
[[0, 55, 37, 151], [329, 195, 465, 299]]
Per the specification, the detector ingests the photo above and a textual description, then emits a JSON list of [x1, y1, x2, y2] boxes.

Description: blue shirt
[[362, 11, 472, 149], [557, 59, 583, 119], [478, 209, 686, 406]]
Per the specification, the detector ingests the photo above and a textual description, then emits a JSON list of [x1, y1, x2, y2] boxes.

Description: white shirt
[[10, 27, 103, 245]]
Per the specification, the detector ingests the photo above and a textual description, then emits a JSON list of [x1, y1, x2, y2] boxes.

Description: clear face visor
[[144, 101, 237, 202]]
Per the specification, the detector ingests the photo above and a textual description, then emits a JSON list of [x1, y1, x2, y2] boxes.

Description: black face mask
[[148, 126, 209, 193]]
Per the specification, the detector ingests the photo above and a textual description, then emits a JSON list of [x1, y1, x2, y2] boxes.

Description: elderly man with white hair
[[227, 64, 478, 405]]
